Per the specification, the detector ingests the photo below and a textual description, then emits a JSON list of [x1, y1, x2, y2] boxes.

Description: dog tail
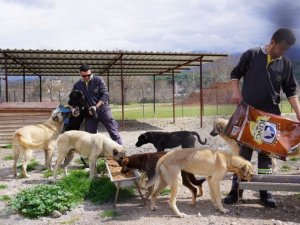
[[192, 132, 207, 145], [144, 153, 166, 188], [14, 131, 43, 148]]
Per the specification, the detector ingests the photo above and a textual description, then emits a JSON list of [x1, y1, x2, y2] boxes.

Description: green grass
[[0, 195, 11, 203], [3, 155, 14, 160], [43, 169, 63, 178], [160, 188, 171, 196], [0, 184, 8, 189], [17, 159, 40, 172], [0, 144, 13, 149], [280, 164, 292, 172], [110, 101, 294, 120], [11, 170, 136, 218], [97, 159, 106, 174], [100, 210, 120, 218], [58, 170, 135, 204]]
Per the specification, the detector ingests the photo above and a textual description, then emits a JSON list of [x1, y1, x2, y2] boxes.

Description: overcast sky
[[0, 0, 299, 54]]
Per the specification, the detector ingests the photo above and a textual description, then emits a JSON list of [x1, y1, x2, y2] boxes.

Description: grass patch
[[100, 210, 120, 218], [43, 169, 63, 178], [295, 193, 300, 200], [58, 170, 135, 204], [160, 188, 171, 196], [97, 159, 106, 174], [0, 144, 13, 149], [17, 159, 40, 172], [0, 195, 11, 203], [11, 184, 73, 218], [280, 164, 292, 172], [0, 184, 8, 189], [10, 170, 136, 218], [109, 100, 294, 120], [289, 157, 299, 161], [3, 154, 14, 160]]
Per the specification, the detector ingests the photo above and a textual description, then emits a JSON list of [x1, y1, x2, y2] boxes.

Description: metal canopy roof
[[0, 49, 228, 77]]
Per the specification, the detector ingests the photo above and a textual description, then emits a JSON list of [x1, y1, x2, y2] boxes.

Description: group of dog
[[11, 93, 254, 218], [117, 119, 253, 217]]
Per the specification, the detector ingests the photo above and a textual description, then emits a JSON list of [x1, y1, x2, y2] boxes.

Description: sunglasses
[[81, 74, 91, 78]]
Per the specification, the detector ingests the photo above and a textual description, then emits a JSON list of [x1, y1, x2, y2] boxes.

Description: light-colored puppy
[[13, 110, 64, 178], [53, 130, 125, 179], [210, 118, 240, 155], [145, 148, 253, 218]]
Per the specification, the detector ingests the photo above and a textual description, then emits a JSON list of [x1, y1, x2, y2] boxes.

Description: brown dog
[[145, 148, 253, 217], [117, 152, 206, 205]]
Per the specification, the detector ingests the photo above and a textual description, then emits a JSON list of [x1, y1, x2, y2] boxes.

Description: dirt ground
[[0, 116, 300, 225]]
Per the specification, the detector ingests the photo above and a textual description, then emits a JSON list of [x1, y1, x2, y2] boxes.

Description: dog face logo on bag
[[250, 116, 277, 145]]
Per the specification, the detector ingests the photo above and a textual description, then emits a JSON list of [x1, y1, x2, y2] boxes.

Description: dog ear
[[120, 158, 130, 173], [141, 134, 147, 140], [122, 157, 129, 167]]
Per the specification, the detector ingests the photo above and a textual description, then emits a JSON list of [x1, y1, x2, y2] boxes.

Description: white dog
[[53, 130, 125, 179]]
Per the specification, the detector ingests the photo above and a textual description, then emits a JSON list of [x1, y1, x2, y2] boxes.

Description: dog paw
[[177, 213, 187, 218], [220, 208, 229, 214], [151, 206, 157, 211], [188, 200, 196, 206], [20, 173, 30, 179]]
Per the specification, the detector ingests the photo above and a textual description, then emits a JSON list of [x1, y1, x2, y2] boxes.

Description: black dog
[[62, 90, 86, 132], [135, 131, 207, 151]]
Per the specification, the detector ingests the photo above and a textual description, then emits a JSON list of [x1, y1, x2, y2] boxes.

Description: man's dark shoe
[[259, 191, 276, 208], [224, 190, 243, 204]]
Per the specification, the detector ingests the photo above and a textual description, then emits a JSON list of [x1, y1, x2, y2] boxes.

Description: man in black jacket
[[225, 28, 300, 208]]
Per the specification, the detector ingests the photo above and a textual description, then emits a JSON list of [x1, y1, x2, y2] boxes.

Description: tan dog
[[13, 110, 64, 178], [210, 118, 240, 155], [145, 148, 253, 218], [53, 130, 125, 179]]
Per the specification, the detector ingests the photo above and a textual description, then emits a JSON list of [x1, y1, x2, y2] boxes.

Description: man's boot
[[259, 190, 276, 208], [224, 189, 243, 204]]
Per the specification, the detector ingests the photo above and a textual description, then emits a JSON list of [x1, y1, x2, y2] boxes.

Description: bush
[[11, 185, 73, 218], [11, 170, 136, 218]]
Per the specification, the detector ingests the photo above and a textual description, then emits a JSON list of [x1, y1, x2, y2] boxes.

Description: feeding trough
[[105, 159, 146, 208]]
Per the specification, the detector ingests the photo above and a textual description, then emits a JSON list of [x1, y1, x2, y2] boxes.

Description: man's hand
[[96, 101, 104, 109], [89, 106, 98, 118], [71, 106, 80, 117], [231, 79, 242, 104], [231, 90, 243, 104]]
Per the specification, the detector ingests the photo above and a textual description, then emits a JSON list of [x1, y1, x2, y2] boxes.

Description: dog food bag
[[225, 102, 300, 160]]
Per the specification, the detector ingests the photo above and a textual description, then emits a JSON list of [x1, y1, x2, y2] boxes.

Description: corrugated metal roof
[[0, 49, 227, 77]]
